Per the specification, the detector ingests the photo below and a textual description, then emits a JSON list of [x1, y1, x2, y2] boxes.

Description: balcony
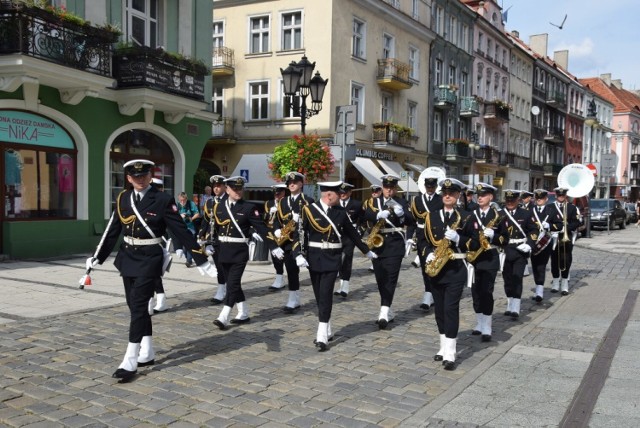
[[210, 117, 235, 142], [0, 3, 117, 76], [445, 139, 470, 161], [543, 163, 563, 176], [543, 126, 565, 144], [475, 146, 500, 164], [459, 96, 480, 117], [376, 58, 412, 90], [113, 46, 207, 101], [631, 154, 640, 164], [630, 178, 640, 187], [430, 141, 444, 156], [545, 90, 567, 110], [372, 123, 413, 151], [505, 153, 530, 169], [434, 85, 457, 110], [212, 46, 234, 77], [483, 101, 510, 124], [531, 125, 545, 141]]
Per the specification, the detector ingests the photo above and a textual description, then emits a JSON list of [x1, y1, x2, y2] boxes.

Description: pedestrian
[[265, 183, 288, 291], [363, 174, 415, 329], [423, 178, 471, 370], [199, 175, 228, 304], [333, 182, 364, 298], [294, 181, 377, 350], [87, 159, 217, 382], [210, 176, 279, 329], [176, 192, 201, 267], [549, 187, 581, 295], [148, 177, 170, 314]]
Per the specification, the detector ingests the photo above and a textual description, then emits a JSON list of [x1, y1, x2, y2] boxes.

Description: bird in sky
[[550, 14, 568, 30]]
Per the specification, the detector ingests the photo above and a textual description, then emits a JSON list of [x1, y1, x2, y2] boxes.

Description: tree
[[268, 134, 335, 183]]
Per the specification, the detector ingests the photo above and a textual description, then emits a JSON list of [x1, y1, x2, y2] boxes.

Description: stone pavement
[[0, 227, 639, 427]]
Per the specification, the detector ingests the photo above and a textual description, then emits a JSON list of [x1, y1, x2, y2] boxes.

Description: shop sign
[[0, 111, 73, 149], [356, 148, 394, 160]]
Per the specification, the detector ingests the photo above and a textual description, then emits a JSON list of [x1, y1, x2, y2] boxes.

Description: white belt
[[380, 227, 403, 233], [308, 242, 342, 250], [219, 236, 249, 243], [417, 224, 425, 229], [509, 238, 527, 245], [452, 253, 467, 259], [124, 236, 163, 246]]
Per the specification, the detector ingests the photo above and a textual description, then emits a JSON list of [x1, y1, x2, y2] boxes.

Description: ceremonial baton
[[79, 212, 115, 289]]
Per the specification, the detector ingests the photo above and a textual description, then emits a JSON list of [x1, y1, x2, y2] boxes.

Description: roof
[[578, 77, 640, 114]]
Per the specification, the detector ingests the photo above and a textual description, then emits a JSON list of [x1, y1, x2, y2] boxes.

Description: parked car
[[589, 199, 627, 229], [624, 203, 638, 224]]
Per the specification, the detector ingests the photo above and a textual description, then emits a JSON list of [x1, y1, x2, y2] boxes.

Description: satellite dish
[[531, 106, 540, 116], [605, 131, 612, 138]]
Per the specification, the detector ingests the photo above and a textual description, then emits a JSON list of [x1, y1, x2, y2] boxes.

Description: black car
[[589, 199, 627, 229]]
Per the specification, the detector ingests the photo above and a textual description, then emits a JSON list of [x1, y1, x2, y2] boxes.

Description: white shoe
[[213, 305, 232, 330], [231, 301, 250, 323], [153, 293, 168, 312], [211, 283, 226, 304], [420, 292, 433, 310], [118, 342, 140, 372], [315, 322, 329, 351], [506, 297, 513, 315], [339, 280, 350, 297], [147, 297, 155, 316], [561, 278, 569, 295], [481, 314, 492, 340], [269, 274, 285, 290], [472, 313, 482, 335], [534, 285, 544, 302], [442, 337, 457, 369], [284, 291, 300, 312], [377, 306, 390, 329], [511, 299, 521, 318], [435, 334, 445, 361], [138, 336, 155, 365], [551, 278, 560, 293]]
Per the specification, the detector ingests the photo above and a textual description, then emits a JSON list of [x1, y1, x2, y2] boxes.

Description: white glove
[[541, 221, 550, 230], [405, 239, 414, 257], [85, 257, 98, 271], [366, 250, 378, 259], [483, 228, 495, 240], [271, 248, 285, 260], [196, 261, 218, 278], [292, 213, 300, 222], [176, 249, 185, 259], [426, 253, 436, 264], [269, 206, 277, 214], [444, 227, 460, 244], [376, 210, 390, 220], [393, 205, 404, 217], [197, 239, 206, 247], [517, 243, 532, 253], [274, 229, 282, 239], [205, 245, 214, 256], [296, 254, 309, 267], [252, 232, 264, 243]]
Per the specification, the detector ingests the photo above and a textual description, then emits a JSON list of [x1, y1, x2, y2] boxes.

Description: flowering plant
[[493, 99, 513, 111], [372, 122, 413, 137], [447, 138, 470, 145], [268, 134, 335, 183]]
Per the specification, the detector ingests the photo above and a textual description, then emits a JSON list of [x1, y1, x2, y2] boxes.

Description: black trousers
[[372, 255, 403, 307], [221, 262, 247, 307], [271, 255, 284, 275], [153, 277, 165, 293], [471, 268, 497, 315], [417, 240, 433, 293], [212, 245, 226, 284], [122, 276, 155, 343], [502, 254, 527, 298], [431, 278, 464, 338], [283, 250, 300, 290], [310, 270, 339, 322], [531, 244, 552, 285], [339, 240, 356, 281], [550, 241, 573, 279]]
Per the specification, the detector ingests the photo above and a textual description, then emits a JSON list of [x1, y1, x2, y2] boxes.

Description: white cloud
[[553, 38, 594, 58]]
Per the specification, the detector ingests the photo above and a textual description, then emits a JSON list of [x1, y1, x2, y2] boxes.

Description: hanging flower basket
[[268, 134, 335, 183]]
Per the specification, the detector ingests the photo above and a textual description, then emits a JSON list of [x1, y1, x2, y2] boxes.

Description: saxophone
[[425, 212, 462, 277], [364, 199, 400, 250], [466, 210, 501, 263], [271, 218, 296, 246]]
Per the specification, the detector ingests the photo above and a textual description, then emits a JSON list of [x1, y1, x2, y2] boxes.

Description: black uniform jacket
[[293, 203, 370, 272], [548, 202, 581, 235], [502, 207, 538, 261], [363, 196, 415, 258], [199, 194, 228, 244], [342, 198, 364, 241], [96, 187, 206, 277], [272, 193, 315, 250], [407, 192, 444, 245], [423, 208, 472, 283], [210, 199, 274, 264], [462, 207, 509, 270]]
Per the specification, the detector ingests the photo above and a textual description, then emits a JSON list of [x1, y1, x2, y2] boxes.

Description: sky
[[502, 0, 640, 90]]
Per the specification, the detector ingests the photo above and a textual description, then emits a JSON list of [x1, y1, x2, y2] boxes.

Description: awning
[[406, 163, 425, 173], [351, 157, 384, 186], [231, 154, 279, 188], [377, 160, 420, 193]]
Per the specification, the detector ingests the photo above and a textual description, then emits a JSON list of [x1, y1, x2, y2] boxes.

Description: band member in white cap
[[424, 178, 471, 370], [210, 176, 278, 329], [89, 159, 218, 382], [334, 182, 363, 298], [265, 184, 288, 291], [363, 184, 383, 272], [549, 187, 581, 295], [462, 183, 508, 342], [199, 175, 228, 304], [529, 189, 558, 302], [363, 174, 414, 329], [293, 181, 377, 350], [271, 172, 315, 313], [501, 190, 537, 320]]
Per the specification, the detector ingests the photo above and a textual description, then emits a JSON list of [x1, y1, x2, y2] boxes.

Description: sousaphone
[[557, 163, 595, 198], [417, 167, 446, 194]]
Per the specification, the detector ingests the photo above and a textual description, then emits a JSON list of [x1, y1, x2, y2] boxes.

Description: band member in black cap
[[465, 188, 479, 211], [424, 178, 471, 370], [293, 181, 377, 350], [409, 175, 443, 311], [520, 191, 535, 211], [265, 184, 288, 291], [462, 183, 508, 341], [549, 187, 581, 295], [364, 174, 415, 329], [529, 189, 559, 302], [271, 171, 315, 313], [88, 159, 217, 382], [501, 190, 537, 319], [333, 182, 363, 298], [210, 176, 278, 329], [200, 175, 228, 304]]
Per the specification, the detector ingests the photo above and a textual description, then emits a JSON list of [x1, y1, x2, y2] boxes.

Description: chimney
[[511, 30, 520, 39], [612, 79, 623, 89], [553, 50, 569, 70], [600, 73, 612, 85], [529, 34, 548, 57], [477, 2, 485, 17]]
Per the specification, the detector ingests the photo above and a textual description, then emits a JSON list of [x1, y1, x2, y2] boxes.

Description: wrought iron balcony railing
[[211, 117, 234, 138], [434, 85, 457, 110], [543, 126, 564, 143], [483, 101, 510, 123], [372, 123, 413, 146], [212, 46, 234, 76], [445, 140, 470, 160], [459, 96, 480, 117], [543, 163, 563, 176], [376, 58, 412, 90]]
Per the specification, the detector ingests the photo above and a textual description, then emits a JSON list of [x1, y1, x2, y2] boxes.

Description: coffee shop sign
[[356, 148, 394, 161]]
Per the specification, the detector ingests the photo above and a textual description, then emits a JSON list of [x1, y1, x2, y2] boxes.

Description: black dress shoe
[[340, 291, 348, 298], [230, 317, 251, 324], [112, 368, 137, 381], [315, 341, 328, 352], [411, 261, 419, 268], [443, 360, 456, 371], [510, 312, 520, 320], [153, 309, 167, 314], [534, 295, 543, 302], [283, 305, 300, 314], [377, 319, 388, 330], [471, 329, 481, 336], [137, 360, 155, 367], [481, 334, 492, 342], [561, 291, 569, 296], [269, 286, 284, 292], [313, 336, 334, 345], [504, 311, 513, 316], [420, 303, 431, 312], [213, 319, 227, 330], [333, 291, 341, 296], [210, 298, 223, 305], [434, 354, 443, 362], [550, 289, 559, 293]]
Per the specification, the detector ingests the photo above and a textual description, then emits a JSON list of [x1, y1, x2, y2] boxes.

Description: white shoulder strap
[[312, 203, 342, 242], [130, 193, 157, 238]]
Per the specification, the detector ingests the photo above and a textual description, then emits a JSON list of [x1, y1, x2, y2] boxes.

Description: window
[[212, 87, 223, 115], [407, 101, 417, 133], [280, 80, 300, 119], [381, 93, 393, 122], [449, 16, 457, 44], [435, 59, 443, 85], [126, 0, 158, 47], [435, 6, 444, 35], [281, 11, 302, 51], [461, 72, 468, 96], [433, 111, 442, 141], [409, 46, 419, 80], [382, 33, 394, 59], [447, 116, 454, 139], [461, 25, 469, 51], [477, 32, 484, 53], [250, 15, 270, 54], [448, 65, 456, 85], [248, 81, 269, 120], [352, 18, 366, 59], [351, 82, 365, 124], [487, 39, 492, 58], [213, 21, 224, 49], [412, 0, 419, 19]]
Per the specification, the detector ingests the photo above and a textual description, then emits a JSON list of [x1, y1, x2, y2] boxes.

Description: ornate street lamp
[[280, 55, 328, 135]]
